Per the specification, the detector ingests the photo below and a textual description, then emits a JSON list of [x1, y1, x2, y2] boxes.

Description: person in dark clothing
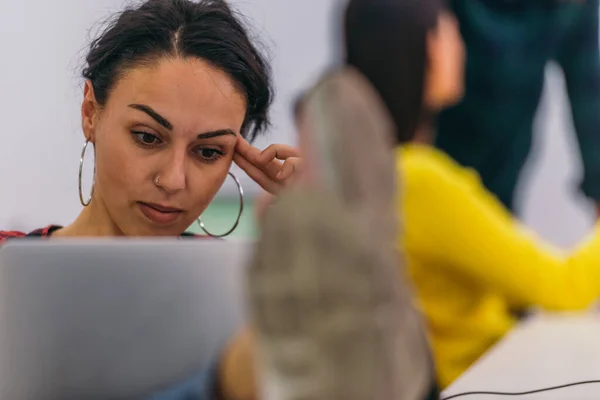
[[436, 0, 600, 214]]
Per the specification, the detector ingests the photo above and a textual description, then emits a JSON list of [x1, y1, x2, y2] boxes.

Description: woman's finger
[[235, 138, 284, 178], [235, 137, 263, 164], [258, 144, 301, 164], [233, 153, 282, 194], [235, 138, 303, 185], [262, 158, 285, 180], [277, 157, 303, 181]]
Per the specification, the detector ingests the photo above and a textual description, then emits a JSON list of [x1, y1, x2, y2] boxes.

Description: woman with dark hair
[[343, 0, 600, 389], [345, 0, 464, 143], [0, 0, 299, 398], [1, 0, 299, 241]]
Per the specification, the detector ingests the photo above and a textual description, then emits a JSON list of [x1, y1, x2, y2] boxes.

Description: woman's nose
[[157, 151, 187, 193]]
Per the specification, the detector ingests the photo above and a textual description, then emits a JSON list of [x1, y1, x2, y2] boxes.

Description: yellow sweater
[[398, 144, 600, 388]]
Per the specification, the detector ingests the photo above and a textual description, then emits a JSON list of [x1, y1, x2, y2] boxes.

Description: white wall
[[519, 65, 596, 248], [0, 0, 595, 247]]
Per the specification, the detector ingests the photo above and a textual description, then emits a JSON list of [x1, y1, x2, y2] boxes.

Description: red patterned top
[[0, 225, 60, 243]]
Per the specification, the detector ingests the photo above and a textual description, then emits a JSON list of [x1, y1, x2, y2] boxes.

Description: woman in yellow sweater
[[344, 0, 600, 388]]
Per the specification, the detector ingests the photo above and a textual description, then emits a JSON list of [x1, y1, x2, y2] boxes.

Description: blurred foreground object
[[247, 68, 437, 400]]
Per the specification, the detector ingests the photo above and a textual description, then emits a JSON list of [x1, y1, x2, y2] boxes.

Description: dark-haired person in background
[[436, 0, 600, 214], [0, 0, 300, 399]]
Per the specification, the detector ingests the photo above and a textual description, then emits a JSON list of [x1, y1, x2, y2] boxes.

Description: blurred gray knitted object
[[247, 67, 435, 400]]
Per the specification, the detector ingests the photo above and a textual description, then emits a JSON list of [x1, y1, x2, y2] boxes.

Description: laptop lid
[[0, 238, 252, 400]]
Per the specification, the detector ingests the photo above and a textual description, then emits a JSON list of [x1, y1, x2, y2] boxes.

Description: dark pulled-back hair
[[345, 0, 445, 144], [82, 0, 273, 141]]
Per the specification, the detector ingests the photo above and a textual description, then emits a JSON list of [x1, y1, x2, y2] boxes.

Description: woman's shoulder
[[0, 226, 61, 244], [398, 144, 484, 190]]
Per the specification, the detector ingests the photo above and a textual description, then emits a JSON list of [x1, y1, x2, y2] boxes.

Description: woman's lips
[[138, 202, 184, 224]]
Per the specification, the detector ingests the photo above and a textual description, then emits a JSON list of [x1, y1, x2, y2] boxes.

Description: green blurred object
[[187, 197, 258, 238]]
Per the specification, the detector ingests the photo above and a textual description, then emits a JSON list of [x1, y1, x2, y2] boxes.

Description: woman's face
[[425, 11, 465, 109], [81, 57, 246, 236]]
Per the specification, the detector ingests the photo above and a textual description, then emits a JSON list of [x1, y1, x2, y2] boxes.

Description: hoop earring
[[78, 139, 96, 207], [198, 172, 244, 238]]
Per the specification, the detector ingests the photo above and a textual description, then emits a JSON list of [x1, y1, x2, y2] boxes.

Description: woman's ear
[[424, 23, 444, 108], [424, 12, 465, 109], [81, 80, 100, 143]]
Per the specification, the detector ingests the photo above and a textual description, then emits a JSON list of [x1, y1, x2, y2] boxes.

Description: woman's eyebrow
[[128, 104, 173, 130], [197, 129, 237, 139]]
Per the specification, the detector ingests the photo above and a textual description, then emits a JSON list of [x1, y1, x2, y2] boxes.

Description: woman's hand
[[218, 328, 257, 400], [233, 138, 302, 195]]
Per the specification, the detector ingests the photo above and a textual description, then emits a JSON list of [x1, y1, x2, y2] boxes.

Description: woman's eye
[[132, 132, 162, 146], [196, 148, 224, 161]]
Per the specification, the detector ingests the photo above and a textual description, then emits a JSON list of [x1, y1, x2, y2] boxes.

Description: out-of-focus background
[[0, 0, 595, 244]]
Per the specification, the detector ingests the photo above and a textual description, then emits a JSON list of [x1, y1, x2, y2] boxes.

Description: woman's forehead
[[108, 58, 247, 126]]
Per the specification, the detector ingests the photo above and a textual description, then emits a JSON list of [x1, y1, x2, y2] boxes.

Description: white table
[[442, 313, 600, 399]]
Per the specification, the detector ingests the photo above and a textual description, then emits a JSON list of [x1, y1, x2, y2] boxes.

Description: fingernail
[[276, 171, 283, 179]]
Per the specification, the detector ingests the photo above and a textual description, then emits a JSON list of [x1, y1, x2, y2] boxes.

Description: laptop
[[0, 238, 253, 400]]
